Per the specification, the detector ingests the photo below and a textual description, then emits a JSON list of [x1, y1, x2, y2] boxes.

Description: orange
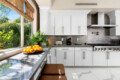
[[22, 49, 26, 52], [38, 47, 42, 51], [30, 49, 33, 53], [26, 49, 30, 53], [34, 48, 37, 51], [33, 45, 40, 48]]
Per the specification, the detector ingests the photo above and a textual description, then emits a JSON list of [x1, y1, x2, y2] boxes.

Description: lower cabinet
[[48, 47, 120, 66], [56, 47, 74, 66], [108, 51, 120, 66], [49, 48, 57, 64], [93, 51, 120, 66], [75, 47, 93, 66], [93, 51, 107, 66]]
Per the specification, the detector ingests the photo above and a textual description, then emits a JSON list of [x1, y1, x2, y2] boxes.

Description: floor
[[65, 68, 120, 80]]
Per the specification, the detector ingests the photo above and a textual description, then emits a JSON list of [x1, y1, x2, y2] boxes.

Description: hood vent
[[75, 3, 97, 5], [89, 12, 117, 27]]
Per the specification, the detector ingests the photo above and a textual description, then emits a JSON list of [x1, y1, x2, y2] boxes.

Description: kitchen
[[0, 0, 120, 80], [39, 0, 120, 79]]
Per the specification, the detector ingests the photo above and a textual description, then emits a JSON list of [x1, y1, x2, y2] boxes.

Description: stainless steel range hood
[[89, 12, 117, 27]]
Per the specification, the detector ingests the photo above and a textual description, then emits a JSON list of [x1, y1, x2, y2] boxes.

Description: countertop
[[0, 48, 50, 80], [52, 45, 92, 47]]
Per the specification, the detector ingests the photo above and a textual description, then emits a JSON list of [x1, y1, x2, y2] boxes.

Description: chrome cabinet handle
[[78, 26, 80, 34], [62, 26, 64, 34], [83, 51, 85, 59], [108, 52, 110, 59], [55, 49, 57, 57], [54, 26, 55, 34], [64, 52, 67, 59], [106, 51, 110, 59], [64, 52, 65, 59], [65, 52, 67, 59]]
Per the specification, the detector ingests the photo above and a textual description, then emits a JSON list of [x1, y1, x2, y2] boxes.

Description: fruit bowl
[[22, 45, 43, 55], [23, 50, 44, 55]]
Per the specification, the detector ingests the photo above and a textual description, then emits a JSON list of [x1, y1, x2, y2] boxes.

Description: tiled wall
[[48, 28, 120, 45]]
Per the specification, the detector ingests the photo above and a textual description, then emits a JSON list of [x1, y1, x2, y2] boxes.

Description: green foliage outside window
[[0, 22, 32, 48], [0, 3, 32, 49]]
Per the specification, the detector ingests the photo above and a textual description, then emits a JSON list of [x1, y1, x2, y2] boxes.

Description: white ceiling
[[35, 0, 120, 13]]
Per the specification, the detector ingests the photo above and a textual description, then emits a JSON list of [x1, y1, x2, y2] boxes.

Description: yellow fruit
[[34, 48, 37, 51], [22, 49, 26, 52], [29, 49, 33, 53], [33, 45, 40, 48], [38, 47, 42, 51]]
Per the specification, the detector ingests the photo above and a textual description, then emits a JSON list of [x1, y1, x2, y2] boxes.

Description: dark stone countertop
[[0, 48, 50, 80], [52, 45, 92, 47]]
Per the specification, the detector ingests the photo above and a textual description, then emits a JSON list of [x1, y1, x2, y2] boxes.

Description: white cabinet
[[50, 48, 57, 64], [55, 16, 63, 35], [108, 10, 120, 36], [108, 51, 120, 66], [93, 51, 107, 66], [54, 16, 71, 35], [64, 48, 74, 66], [40, 7, 50, 35], [40, 10, 90, 35], [62, 16, 71, 35], [56, 47, 74, 66], [49, 10, 90, 35], [56, 48, 64, 64], [93, 51, 120, 66], [75, 47, 93, 66], [71, 16, 80, 35], [71, 15, 87, 35], [48, 16, 55, 35]]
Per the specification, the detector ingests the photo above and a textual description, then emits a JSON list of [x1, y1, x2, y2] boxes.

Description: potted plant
[[29, 31, 48, 46]]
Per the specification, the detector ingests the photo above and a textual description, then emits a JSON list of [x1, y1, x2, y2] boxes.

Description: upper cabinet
[[40, 10, 90, 35], [54, 16, 71, 35], [71, 14, 87, 35], [40, 7, 50, 35], [108, 10, 120, 36]]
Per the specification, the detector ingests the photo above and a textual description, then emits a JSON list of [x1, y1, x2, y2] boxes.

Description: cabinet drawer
[[57, 47, 74, 50], [75, 47, 92, 51]]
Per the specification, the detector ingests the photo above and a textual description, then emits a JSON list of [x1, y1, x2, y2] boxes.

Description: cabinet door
[[93, 51, 107, 66], [71, 16, 80, 35], [40, 13, 49, 34], [115, 15, 120, 35], [50, 48, 57, 64], [108, 51, 120, 66], [55, 16, 63, 35], [64, 48, 74, 66], [56, 48, 65, 65], [82, 50, 93, 66], [63, 16, 71, 35], [48, 15, 55, 35], [80, 15, 87, 35], [75, 48, 83, 66], [71, 15, 87, 35]]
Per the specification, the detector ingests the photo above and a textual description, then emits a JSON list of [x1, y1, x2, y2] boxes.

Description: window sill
[[0, 47, 24, 61]]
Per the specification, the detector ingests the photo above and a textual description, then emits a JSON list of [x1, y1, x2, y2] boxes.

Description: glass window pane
[[0, 3, 21, 50], [24, 18, 32, 46]]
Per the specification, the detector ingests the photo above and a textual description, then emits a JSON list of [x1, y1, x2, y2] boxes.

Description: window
[[0, 1, 34, 60], [24, 18, 32, 46], [0, 3, 33, 52], [0, 3, 21, 50]]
